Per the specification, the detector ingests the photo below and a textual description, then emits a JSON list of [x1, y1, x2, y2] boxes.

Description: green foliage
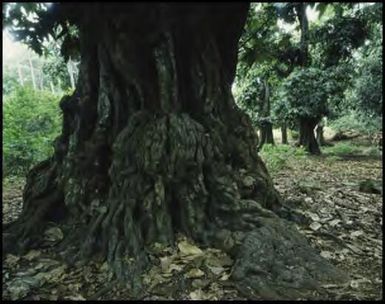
[[237, 3, 299, 78], [236, 2, 380, 135], [42, 52, 72, 89], [323, 142, 362, 156], [235, 68, 267, 127], [4, 3, 56, 55], [3, 85, 62, 176], [238, 3, 279, 69], [3, 31, 76, 94], [311, 14, 367, 67], [350, 45, 382, 117], [273, 3, 299, 24], [236, 3, 296, 129], [329, 111, 382, 137], [290, 130, 299, 140], [3, 175, 25, 189], [259, 144, 307, 174], [2, 65, 19, 95], [325, 64, 355, 117], [324, 139, 381, 159], [3, 3, 80, 61], [277, 67, 335, 122], [325, 5, 382, 131]]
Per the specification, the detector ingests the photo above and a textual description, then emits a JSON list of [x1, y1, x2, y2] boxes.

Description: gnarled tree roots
[[4, 112, 347, 299]]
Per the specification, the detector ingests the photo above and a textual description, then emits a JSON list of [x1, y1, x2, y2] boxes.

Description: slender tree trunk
[[316, 117, 327, 146], [259, 123, 275, 148], [316, 125, 325, 146], [297, 3, 310, 67], [258, 79, 274, 149], [50, 81, 55, 94], [40, 72, 44, 90], [28, 54, 37, 90], [67, 58, 76, 89], [281, 122, 288, 144], [299, 118, 321, 154], [296, 4, 319, 156], [17, 63, 24, 86], [4, 3, 344, 298]]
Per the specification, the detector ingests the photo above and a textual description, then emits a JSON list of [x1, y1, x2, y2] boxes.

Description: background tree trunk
[[67, 58, 76, 89], [316, 125, 325, 146], [17, 63, 24, 86], [4, 3, 345, 298], [297, 3, 310, 67], [259, 123, 275, 148], [28, 54, 37, 90], [295, 3, 320, 156], [50, 81, 55, 94], [258, 78, 275, 149], [316, 117, 327, 146], [281, 122, 288, 144], [299, 118, 321, 154]]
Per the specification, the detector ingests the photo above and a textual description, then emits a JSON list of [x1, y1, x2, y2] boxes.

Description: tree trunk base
[[258, 122, 275, 150], [281, 124, 288, 145], [4, 112, 348, 298], [299, 118, 321, 155], [2, 2, 347, 295], [3, 159, 65, 254]]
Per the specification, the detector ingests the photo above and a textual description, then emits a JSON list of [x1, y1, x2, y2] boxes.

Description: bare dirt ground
[[2, 138, 382, 300]]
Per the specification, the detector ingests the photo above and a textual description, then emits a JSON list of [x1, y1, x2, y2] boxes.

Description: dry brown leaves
[[2, 147, 382, 300], [274, 154, 382, 300]]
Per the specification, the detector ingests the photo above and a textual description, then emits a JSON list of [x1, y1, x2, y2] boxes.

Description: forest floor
[[2, 137, 382, 301]]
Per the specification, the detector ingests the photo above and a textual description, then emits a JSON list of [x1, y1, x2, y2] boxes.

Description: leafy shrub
[[323, 142, 361, 156], [3, 85, 62, 176], [329, 110, 382, 138], [277, 67, 339, 122], [259, 144, 307, 174], [350, 36, 382, 118], [290, 130, 299, 140]]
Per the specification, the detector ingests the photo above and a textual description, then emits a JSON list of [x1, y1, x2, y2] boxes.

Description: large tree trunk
[[299, 118, 321, 154], [4, 3, 345, 299]]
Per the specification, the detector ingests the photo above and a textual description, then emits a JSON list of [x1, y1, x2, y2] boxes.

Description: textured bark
[[4, 3, 345, 299], [299, 118, 321, 155]]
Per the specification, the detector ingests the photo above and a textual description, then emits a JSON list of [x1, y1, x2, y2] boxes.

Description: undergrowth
[[259, 144, 307, 175]]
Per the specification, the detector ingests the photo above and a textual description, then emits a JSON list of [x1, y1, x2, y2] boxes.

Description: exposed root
[[4, 112, 347, 299], [231, 218, 348, 299], [3, 158, 65, 254]]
